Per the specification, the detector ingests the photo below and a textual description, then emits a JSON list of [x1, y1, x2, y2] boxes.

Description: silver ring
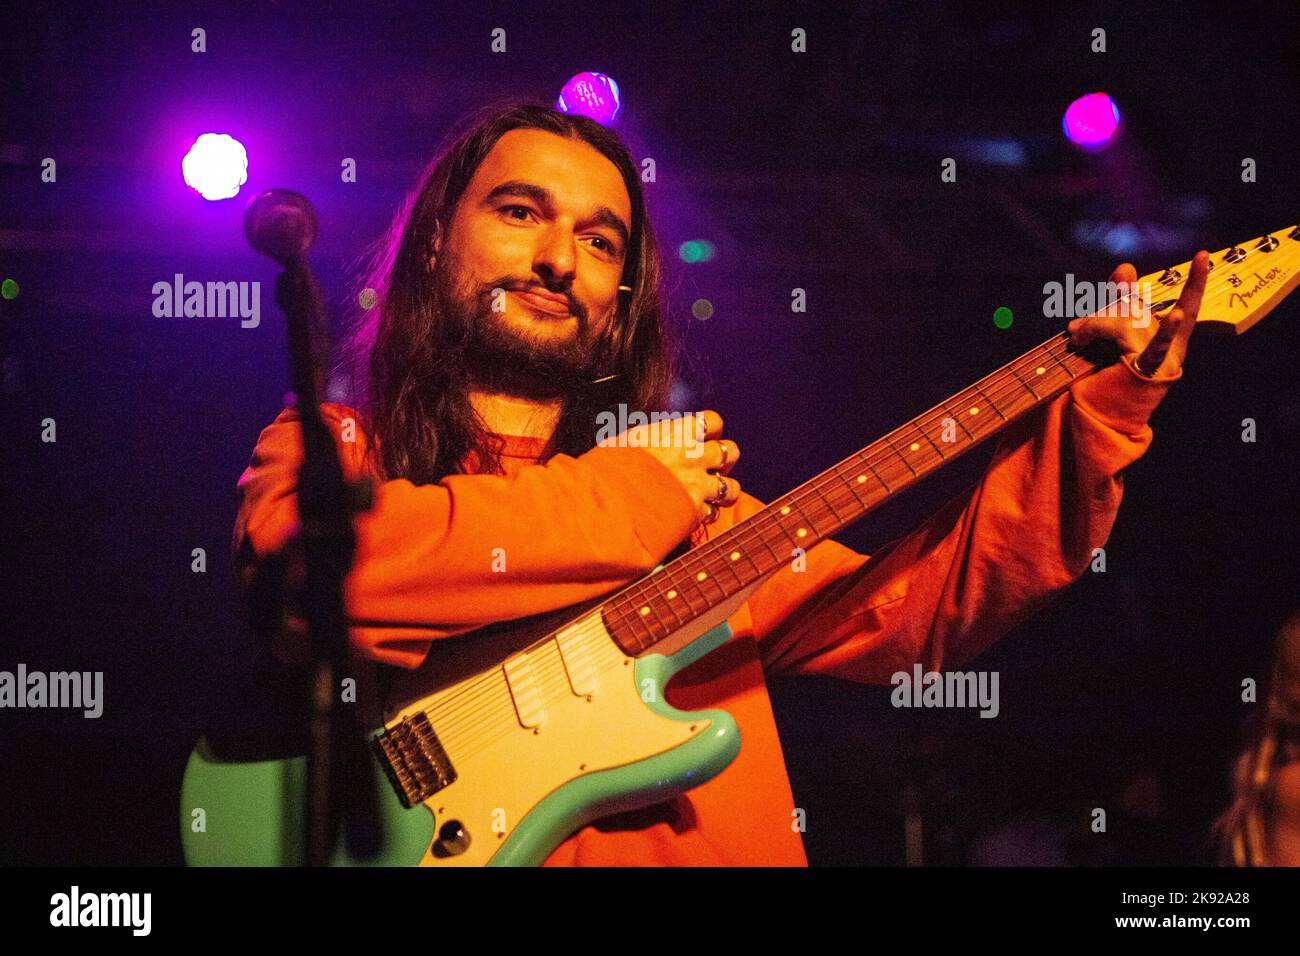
[[1131, 352, 1158, 378], [717, 441, 730, 471], [708, 474, 729, 504], [703, 502, 719, 524]]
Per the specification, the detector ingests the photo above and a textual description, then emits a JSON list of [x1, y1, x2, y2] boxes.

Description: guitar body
[[181, 569, 752, 867]]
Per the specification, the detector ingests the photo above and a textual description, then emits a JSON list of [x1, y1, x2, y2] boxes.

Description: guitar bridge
[[373, 712, 457, 808]]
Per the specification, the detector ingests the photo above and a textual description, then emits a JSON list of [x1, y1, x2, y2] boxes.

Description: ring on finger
[[707, 474, 729, 504], [703, 502, 719, 524], [1132, 351, 1158, 377]]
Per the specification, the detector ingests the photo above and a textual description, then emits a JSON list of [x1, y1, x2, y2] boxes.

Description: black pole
[[245, 188, 381, 865]]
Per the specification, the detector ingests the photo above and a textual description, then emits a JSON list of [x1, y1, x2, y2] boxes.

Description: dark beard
[[431, 252, 611, 400]]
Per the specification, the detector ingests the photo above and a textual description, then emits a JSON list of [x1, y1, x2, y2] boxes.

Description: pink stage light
[[556, 72, 622, 125], [1062, 92, 1121, 150]]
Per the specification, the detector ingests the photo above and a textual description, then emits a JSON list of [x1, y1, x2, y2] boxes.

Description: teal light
[[679, 240, 716, 264]]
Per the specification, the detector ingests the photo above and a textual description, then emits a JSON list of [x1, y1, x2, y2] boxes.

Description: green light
[[678, 240, 716, 264], [993, 306, 1013, 329], [1, 279, 18, 300]]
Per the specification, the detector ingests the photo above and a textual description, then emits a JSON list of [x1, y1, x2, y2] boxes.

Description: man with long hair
[[234, 99, 1207, 865]]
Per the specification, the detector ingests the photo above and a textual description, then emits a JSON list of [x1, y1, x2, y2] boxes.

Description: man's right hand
[[598, 409, 741, 526]]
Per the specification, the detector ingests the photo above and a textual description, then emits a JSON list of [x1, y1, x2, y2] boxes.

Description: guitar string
[[416, 239, 1283, 759], [431, 248, 1286, 764], [415, 316, 1095, 757], [426, 359, 1127, 754], [422, 242, 1273, 761], [403, 239, 1287, 760], [506, 242, 1271, 706], [603, 241, 1281, 638]]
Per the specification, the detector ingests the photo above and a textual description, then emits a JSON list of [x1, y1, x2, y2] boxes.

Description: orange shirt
[[233, 358, 1179, 865]]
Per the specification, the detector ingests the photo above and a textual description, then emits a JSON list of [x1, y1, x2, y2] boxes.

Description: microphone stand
[[244, 188, 381, 865]]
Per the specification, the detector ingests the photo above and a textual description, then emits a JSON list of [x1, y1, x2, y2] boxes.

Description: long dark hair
[[1211, 609, 1300, 864], [336, 99, 676, 482]]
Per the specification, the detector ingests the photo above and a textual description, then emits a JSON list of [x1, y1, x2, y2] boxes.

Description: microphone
[[244, 188, 318, 263]]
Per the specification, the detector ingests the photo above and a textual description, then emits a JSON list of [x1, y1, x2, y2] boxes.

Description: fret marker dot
[[730, 551, 741, 561], [796, 528, 807, 537], [857, 475, 867, 483], [639, 606, 650, 616], [1035, 366, 1046, 375], [909, 442, 920, 452], [780, 505, 791, 515], [667, 589, 677, 599], [969, 407, 979, 415], [696, 571, 708, 581]]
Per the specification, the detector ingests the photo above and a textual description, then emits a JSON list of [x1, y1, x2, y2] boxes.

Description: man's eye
[[501, 205, 534, 221]]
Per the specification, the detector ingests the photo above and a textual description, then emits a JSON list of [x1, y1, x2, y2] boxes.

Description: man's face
[[431, 128, 633, 396]]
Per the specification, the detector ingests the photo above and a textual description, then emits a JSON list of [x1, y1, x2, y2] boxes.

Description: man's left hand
[[1068, 250, 1210, 378]]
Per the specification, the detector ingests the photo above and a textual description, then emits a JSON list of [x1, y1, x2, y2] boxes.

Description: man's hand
[[598, 409, 741, 527], [1068, 250, 1210, 378]]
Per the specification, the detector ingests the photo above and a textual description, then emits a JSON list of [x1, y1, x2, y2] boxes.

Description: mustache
[[483, 278, 586, 322]]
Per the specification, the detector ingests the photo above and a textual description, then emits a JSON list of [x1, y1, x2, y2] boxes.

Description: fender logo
[[1228, 267, 1287, 310]]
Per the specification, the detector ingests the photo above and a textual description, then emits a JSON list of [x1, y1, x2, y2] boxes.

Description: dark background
[[2, 0, 1298, 866]]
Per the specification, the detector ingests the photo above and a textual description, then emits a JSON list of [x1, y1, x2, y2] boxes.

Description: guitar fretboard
[[600, 330, 1114, 656]]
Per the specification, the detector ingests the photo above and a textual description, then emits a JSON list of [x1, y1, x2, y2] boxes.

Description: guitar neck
[[598, 224, 1300, 657], [600, 330, 1110, 656]]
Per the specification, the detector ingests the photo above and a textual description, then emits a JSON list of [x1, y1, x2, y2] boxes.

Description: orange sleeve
[[746, 359, 1182, 681], [233, 403, 698, 668]]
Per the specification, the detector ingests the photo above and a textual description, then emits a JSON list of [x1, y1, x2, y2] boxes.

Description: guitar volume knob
[[434, 819, 471, 856]]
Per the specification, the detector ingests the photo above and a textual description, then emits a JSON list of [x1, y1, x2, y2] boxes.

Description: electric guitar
[[181, 225, 1300, 865]]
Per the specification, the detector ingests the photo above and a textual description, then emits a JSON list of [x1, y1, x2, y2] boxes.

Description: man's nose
[[533, 225, 577, 289]]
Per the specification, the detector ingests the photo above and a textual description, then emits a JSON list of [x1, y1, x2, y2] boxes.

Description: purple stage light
[[556, 72, 622, 125], [1062, 92, 1121, 150], [182, 133, 249, 200]]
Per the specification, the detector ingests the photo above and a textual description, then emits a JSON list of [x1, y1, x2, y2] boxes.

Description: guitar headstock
[[1136, 225, 1300, 335]]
